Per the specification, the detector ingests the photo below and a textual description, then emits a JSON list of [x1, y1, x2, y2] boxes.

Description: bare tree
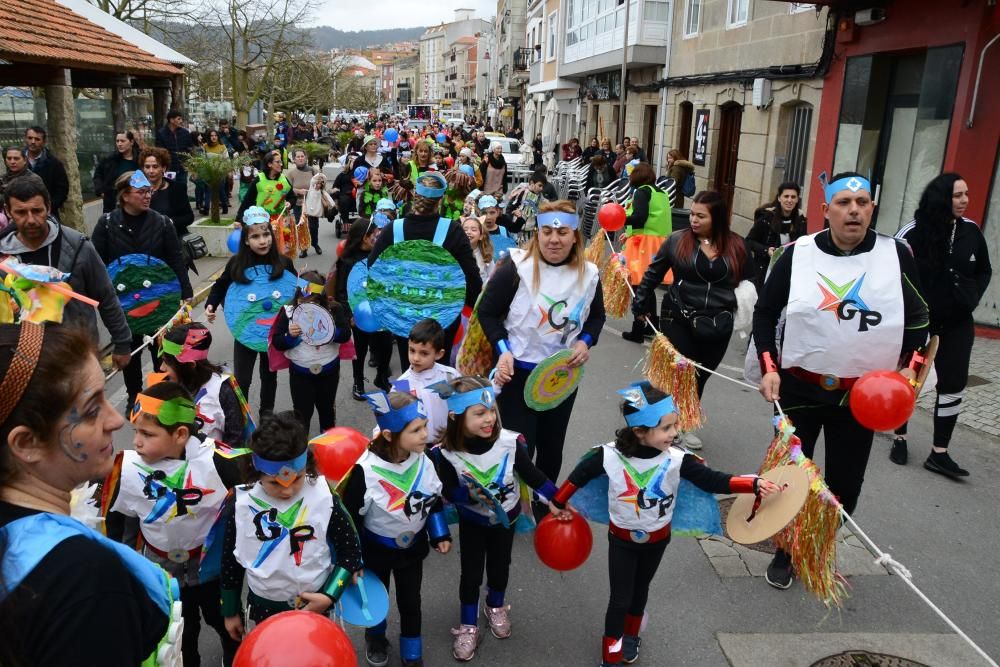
[[87, 0, 201, 32]]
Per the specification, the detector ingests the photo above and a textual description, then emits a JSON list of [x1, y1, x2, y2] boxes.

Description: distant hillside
[[309, 26, 426, 50]]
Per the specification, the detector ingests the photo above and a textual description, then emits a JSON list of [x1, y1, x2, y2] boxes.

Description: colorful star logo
[[816, 273, 869, 320], [248, 495, 310, 567], [458, 454, 508, 490], [373, 457, 426, 513], [615, 453, 672, 517], [136, 461, 215, 524]]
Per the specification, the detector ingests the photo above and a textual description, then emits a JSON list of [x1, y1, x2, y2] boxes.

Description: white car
[[485, 135, 524, 166]]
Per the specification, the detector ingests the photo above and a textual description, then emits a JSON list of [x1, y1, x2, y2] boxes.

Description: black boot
[[622, 318, 646, 343]]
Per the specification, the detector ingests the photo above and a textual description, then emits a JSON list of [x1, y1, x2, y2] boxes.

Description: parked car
[[484, 135, 524, 166]]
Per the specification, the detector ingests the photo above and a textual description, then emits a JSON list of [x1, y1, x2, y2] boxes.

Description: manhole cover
[[810, 651, 930, 667], [966, 374, 990, 388], [718, 497, 776, 554]]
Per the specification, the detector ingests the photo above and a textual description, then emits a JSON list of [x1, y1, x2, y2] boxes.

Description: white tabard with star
[[602, 443, 684, 534], [357, 450, 443, 547]]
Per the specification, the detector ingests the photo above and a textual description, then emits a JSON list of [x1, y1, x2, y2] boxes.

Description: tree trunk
[[45, 73, 85, 232], [170, 75, 186, 116], [111, 86, 127, 131], [210, 182, 221, 224]]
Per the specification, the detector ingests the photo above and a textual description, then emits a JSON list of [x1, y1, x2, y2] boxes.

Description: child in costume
[[396, 318, 460, 444], [428, 376, 565, 662], [341, 391, 453, 667], [461, 216, 496, 284], [551, 382, 778, 666], [103, 381, 248, 667], [477, 195, 522, 259], [205, 206, 296, 415], [270, 270, 352, 433], [462, 189, 482, 218], [159, 322, 251, 447], [358, 168, 392, 219], [220, 411, 363, 638], [441, 168, 476, 221]]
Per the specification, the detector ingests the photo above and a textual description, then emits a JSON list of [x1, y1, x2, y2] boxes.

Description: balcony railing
[[513, 47, 533, 71]]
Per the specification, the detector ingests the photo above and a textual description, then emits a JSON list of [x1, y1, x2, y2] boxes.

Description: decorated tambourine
[[106, 254, 182, 337], [366, 241, 466, 337], [726, 464, 809, 545], [523, 349, 584, 411], [333, 574, 390, 628], [223, 265, 298, 352], [291, 302, 335, 346]]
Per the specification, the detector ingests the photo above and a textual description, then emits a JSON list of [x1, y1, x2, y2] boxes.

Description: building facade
[[525, 0, 580, 158], [418, 25, 446, 101], [394, 55, 418, 106]]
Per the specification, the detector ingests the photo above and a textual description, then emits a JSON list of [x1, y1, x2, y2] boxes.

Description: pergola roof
[[0, 0, 183, 78]]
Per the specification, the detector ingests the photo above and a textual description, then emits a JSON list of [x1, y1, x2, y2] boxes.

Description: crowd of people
[[0, 106, 992, 667]]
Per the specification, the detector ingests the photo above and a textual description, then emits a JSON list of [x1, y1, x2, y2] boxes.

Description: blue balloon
[[459, 164, 475, 178], [226, 228, 241, 254], [354, 300, 380, 333], [384, 128, 399, 143], [354, 166, 369, 182], [436, 132, 447, 144]]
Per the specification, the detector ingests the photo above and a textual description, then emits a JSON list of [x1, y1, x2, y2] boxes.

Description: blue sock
[[461, 602, 478, 626], [486, 588, 504, 608], [367, 620, 388, 637], [400, 636, 422, 660]]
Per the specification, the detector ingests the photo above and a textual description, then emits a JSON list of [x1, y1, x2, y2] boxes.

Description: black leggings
[[288, 365, 340, 433], [660, 313, 732, 399], [458, 518, 515, 605], [781, 382, 873, 515], [895, 317, 975, 449], [181, 579, 239, 667], [233, 341, 277, 413], [352, 326, 393, 385], [307, 215, 320, 249], [605, 535, 668, 638], [363, 537, 428, 638], [123, 333, 162, 400], [497, 367, 578, 482]]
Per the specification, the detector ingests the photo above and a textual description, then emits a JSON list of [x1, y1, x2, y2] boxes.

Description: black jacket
[[745, 206, 807, 284], [26, 149, 69, 213], [91, 208, 193, 299], [897, 217, 992, 324], [149, 179, 195, 237], [155, 125, 194, 174], [93, 146, 142, 213], [633, 230, 756, 319]]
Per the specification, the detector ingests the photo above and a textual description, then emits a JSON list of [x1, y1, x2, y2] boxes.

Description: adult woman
[[93, 131, 142, 213], [745, 182, 807, 288], [599, 138, 616, 165], [235, 150, 297, 234], [140, 146, 195, 238], [201, 129, 230, 215], [892, 173, 992, 476], [351, 135, 391, 179], [562, 138, 583, 162], [585, 154, 617, 192], [621, 163, 672, 343], [404, 140, 434, 185], [582, 138, 600, 162], [0, 323, 178, 666], [478, 200, 605, 506], [613, 146, 635, 178], [92, 171, 194, 410], [666, 150, 695, 208], [480, 143, 507, 197], [632, 191, 755, 449]]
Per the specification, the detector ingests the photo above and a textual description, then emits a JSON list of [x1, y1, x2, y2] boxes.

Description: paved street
[[102, 221, 1000, 666]]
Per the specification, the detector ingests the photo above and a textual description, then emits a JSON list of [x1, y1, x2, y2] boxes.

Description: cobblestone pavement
[[916, 335, 1000, 437]]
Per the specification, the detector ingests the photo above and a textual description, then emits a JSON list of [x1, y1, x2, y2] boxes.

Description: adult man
[[0, 177, 132, 369], [218, 119, 241, 152], [752, 172, 928, 589], [629, 138, 646, 162], [155, 110, 194, 180], [24, 127, 69, 216]]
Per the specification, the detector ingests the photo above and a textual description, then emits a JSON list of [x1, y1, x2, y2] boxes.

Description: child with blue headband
[[219, 411, 363, 640], [552, 382, 778, 667], [429, 375, 568, 662], [341, 390, 452, 667]]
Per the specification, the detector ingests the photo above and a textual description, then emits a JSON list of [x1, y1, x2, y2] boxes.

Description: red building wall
[[808, 1, 1000, 230]]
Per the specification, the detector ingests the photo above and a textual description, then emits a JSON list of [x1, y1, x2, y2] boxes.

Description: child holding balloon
[[340, 390, 452, 667], [428, 376, 569, 662], [551, 382, 778, 666], [270, 270, 352, 434], [220, 411, 363, 639]]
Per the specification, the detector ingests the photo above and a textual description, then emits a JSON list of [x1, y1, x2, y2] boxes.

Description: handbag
[[689, 310, 734, 340]]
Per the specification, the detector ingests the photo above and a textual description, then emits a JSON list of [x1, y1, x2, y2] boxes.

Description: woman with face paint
[[0, 323, 182, 666], [476, 200, 606, 517]]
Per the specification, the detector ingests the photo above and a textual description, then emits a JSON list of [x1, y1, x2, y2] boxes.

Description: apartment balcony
[[513, 47, 532, 72]]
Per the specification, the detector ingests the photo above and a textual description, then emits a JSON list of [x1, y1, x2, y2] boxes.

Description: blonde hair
[[463, 217, 494, 264], [525, 199, 587, 292]]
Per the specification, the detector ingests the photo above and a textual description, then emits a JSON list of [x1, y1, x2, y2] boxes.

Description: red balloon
[[534, 511, 592, 571], [849, 370, 915, 432], [311, 427, 368, 482], [234, 610, 356, 667], [336, 239, 347, 257], [598, 203, 627, 232]]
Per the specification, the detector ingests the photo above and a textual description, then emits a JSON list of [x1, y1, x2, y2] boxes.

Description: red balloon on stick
[[234, 610, 356, 667], [310, 427, 369, 482], [534, 511, 593, 571], [849, 370, 915, 432], [598, 203, 627, 232], [336, 239, 347, 258]]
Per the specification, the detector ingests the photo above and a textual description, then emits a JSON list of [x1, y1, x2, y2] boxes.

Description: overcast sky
[[316, 0, 495, 32]]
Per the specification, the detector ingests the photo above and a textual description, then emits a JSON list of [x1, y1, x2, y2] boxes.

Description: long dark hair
[[230, 223, 286, 284], [910, 172, 964, 269], [674, 190, 747, 281], [758, 181, 805, 239], [342, 216, 375, 258]]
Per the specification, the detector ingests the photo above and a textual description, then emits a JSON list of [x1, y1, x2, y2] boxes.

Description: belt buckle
[[309, 363, 323, 375], [819, 374, 840, 391], [395, 531, 415, 548], [630, 529, 649, 544], [167, 548, 190, 564]]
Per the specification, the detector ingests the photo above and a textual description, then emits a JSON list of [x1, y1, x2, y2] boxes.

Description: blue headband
[[129, 171, 151, 189], [824, 176, 871, 204], [243, 205, 270, 226], [618, 382, 677, 428], [252, 450, 308, 486], [415, 173, 447, 198], [366, 391, 427, 432], [428, 381, 496, 414], [537, 211, 580, 230]]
